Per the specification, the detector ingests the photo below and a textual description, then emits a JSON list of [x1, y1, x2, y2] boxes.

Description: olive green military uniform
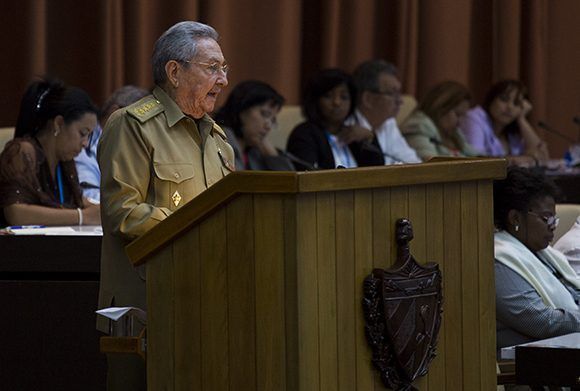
[[97, 86, 234, 389], [97, 86, 234, 331]]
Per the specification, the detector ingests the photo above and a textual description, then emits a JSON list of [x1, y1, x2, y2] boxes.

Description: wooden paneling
[[140, 161, 502, 390], [296, 193, 319, 390], [425, 184, 447, 390], [371, 188, 391, 267], [335, 191, 356, 391], [173, 227, 202, 391], [443, 183, 464, 390], [283, 196, 299, 391], [461, 182, 481, 390], [408, 185, 429, 391], [316, 192, 339, 391], [226, 195, 256, 390], [199, 209, 229, 390], [128, 159, 505, 265], [298, 158, 506, 193], [254, 194, 287, 391], [147, 245, 174, 390], [353, 189, 375, 390], [477, 180, 497, 390]]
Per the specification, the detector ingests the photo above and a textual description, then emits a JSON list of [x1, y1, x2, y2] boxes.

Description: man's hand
[[337, 125, 373, 144]]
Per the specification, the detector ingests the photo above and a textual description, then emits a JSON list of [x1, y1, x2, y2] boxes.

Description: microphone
[[537, 121, 577, 143], [278, 150, 317, 171], [80, 181, 99, 189], [360, 140, 404, 164]]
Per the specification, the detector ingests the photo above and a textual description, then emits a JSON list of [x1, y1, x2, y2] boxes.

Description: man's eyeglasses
[[527, 211, 560, 228], [368, 89, 401, 99], [184, 60, 229, 76]]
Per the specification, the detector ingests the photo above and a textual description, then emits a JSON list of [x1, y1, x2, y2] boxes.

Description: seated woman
[[401, 81, 478, 160], [494, 166, 580, 350], [0, 78, 101, 226], [286, 68, 383, 170], [214, 80, 294, 171], [460, 80, 549, 165]]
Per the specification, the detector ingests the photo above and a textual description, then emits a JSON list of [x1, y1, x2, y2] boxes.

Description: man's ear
[[165, 60, 181, 88], [507, 209, 521, 229], [359, 91, 373, 110]]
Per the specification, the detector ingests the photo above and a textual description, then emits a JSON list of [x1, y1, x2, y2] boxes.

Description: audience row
[[0, 61, 563, 227]]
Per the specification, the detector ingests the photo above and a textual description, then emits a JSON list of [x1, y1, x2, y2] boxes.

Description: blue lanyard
[[55, 163, 64, 205], [326, 132, 353, 168]]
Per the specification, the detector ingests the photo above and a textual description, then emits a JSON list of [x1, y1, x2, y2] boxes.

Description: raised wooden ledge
[[126, 157, 506, 266]]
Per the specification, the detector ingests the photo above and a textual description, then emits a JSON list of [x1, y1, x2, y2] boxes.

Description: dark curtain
[[1, 0, 579, 156]]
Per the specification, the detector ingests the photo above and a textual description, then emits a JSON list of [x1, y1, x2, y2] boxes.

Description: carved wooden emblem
[[363, 218, 443, 390]]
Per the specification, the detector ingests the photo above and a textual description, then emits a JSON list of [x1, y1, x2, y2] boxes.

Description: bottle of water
[[564, 149, 573, 168]]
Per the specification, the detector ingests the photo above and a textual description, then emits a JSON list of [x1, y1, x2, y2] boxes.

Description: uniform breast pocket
[[152, 162, 196, 210]]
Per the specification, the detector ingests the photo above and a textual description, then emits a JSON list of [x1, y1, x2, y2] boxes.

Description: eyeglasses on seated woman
[[493, 166, 580, 351]]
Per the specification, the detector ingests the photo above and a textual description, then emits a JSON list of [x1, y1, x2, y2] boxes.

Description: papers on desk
[[97, 307, 147, 337], [96, 307, 147, 323], [500, 332, 580, 359], [6, 225, 103, 236]]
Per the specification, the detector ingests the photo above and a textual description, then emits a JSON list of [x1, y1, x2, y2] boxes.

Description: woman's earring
[[54, 129, 60, 137], [515, 224, 520, 232]]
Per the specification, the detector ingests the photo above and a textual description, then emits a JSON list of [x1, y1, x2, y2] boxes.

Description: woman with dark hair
[[286, 68, 384, 170], [460, 80, 548, 164], [493, 166, 580, 350], [214, 80, 294, 170], [0, 78, 100, 226], [401, 81, 477, 160]]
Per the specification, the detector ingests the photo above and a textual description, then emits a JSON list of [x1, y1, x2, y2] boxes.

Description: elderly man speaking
[[97, 21, 234, 389]]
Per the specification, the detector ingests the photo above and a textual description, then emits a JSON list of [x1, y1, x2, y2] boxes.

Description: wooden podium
[[126, 158, 505, 390]]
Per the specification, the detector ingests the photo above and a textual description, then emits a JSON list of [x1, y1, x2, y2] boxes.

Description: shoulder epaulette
[[127, 97, 164, 123]]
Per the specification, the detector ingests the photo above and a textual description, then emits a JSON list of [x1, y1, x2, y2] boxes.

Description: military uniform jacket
[[96, 86, 235, 333]]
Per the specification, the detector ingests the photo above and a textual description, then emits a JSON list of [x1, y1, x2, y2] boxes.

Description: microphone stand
[[279, 150, 317, 171], [537, 121, 577, 143], [538, 121, 580, 168]]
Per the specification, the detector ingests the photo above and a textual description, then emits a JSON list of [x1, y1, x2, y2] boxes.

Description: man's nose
[[217, 74, 228, 87]]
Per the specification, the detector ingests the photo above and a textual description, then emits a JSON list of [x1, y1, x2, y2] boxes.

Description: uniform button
[[174, 172, 180, 179]]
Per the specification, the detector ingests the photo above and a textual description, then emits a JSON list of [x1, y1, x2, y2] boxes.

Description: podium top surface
[[126, 158, 506, 265]]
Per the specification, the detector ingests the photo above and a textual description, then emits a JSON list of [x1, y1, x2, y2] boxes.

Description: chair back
[[554, 203, 580, 242], [0, 127, 14, 153]]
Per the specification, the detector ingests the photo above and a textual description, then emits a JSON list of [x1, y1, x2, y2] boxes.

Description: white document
[[7, 225, 103, 236], [96, 307, 147, 323]]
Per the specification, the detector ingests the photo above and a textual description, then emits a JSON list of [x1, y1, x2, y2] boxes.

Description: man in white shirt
[[345, 60, 421, 164], [554, 216, 580, 274]]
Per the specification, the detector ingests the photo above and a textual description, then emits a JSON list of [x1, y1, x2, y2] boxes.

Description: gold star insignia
[[172, 190, 182, 207]]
